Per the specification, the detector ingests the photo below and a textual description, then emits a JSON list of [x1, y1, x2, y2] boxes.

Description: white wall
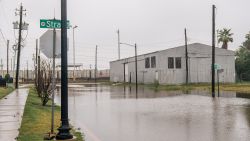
[[110, 43, 235, 84]]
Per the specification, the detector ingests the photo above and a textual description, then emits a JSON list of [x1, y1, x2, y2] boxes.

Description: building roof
[[110, 43, 235, 63]]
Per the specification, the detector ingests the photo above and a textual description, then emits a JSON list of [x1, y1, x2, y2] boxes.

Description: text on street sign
[[40, 19, 70, 29]]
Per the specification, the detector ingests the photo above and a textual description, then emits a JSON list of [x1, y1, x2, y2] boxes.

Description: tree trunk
[[222, 42, 228, 49]]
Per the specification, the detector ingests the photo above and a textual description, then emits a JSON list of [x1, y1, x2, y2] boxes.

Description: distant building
[[110, 43, 235, 84]]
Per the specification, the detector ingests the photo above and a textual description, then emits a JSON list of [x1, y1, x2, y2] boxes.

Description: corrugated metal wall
[[110, 43, 235, 84]]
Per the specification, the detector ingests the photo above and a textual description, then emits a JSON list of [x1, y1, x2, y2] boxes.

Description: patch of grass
[[0, 87, 14, 99], [147, 84, 195, 91], [18, 87, 84, 141], [218, 83, 250, 93], [72, 130, 84, 141], [146, 83, 250, 94]]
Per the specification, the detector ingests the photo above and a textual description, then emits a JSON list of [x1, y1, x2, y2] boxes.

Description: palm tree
[[245, 32, 250, 39], [243, 32, 250, 50], [217, 28, 233, 49]]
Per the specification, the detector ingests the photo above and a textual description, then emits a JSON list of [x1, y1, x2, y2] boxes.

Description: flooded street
[[55, 84, 250, 141]]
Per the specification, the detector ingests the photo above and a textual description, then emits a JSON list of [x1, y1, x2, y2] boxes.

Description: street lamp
[[73, 25, 78, 82], [120, 42, 138, 94], [56, 0, 73, 139]]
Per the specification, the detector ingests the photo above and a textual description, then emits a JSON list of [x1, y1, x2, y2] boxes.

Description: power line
[[0, 29, 7, 46]]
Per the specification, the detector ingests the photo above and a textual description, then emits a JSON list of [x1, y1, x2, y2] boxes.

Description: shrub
[[36, 59, 53, 106], [4, 74, 10, 83]]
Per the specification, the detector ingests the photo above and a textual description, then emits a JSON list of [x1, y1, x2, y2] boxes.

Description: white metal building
[[110, 43, 235, 84]]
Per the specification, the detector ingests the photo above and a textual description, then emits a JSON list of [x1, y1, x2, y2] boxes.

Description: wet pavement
[[55, 84, 250, 141], [0, 88, 28, 141]]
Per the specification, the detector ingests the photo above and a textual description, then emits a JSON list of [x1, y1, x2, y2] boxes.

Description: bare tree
[[36, 59, 53, 106]]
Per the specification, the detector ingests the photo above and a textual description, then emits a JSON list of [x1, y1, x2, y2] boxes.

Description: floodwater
[[55, 84, 250, 141]]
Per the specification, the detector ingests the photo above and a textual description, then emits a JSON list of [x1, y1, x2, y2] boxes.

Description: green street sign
[[214, 63, 221, 70], [211, 63, 221, 70], [40, 19, 71, 29]]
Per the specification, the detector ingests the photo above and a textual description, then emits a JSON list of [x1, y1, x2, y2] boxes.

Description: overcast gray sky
[[0, 0, 249, 70]]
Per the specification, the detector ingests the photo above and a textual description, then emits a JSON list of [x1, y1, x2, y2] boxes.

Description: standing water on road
[[55, 84, 250, 141]]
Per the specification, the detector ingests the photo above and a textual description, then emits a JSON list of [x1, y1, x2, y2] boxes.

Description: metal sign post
[[217, 69, 224, 97], [214, 63, 223, 97], [51, 25, 56, 134], [217, 69, 219, 97]]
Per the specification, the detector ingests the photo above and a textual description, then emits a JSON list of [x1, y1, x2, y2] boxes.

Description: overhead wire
[[0, 29, 7, 46]]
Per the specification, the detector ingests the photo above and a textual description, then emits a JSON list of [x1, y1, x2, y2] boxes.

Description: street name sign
[[214, 63, 221, 70], [40, 19, 70, 29]]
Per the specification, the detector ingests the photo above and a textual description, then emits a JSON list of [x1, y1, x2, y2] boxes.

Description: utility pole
[[184, 28, 188, 85], [7, 40, 9, 74], [35, 39, 38, 85], [129, 72, 131, 84], [72, 25, 78, 82], [117, 29, 121, 60], [0, 59, 3, 76], [89, 64, 92, 80], [95, 45, 98, 83], [26, 60, 28, 81], [212, 5, 216, 98], [38, 55, 40, 85], [135, 44, 138, 94], [56, 0, 73, 139], [123, 63, 126, 83], [12, 45, 17, 81], [15, 4, 27, 89], [11, 58, 12, 73]]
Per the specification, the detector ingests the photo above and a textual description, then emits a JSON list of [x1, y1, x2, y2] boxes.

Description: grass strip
[[18, 87, 84, 141], [148, 83, 250, 93], [114, 82, 250, 93], [0, 87, 14, 99]]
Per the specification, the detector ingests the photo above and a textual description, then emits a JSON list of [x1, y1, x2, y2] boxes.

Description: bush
[[9, 77, 13, 83], [4, 74, 10, 83], [36, 59, 53, 106], [0, 77, 6, 87]]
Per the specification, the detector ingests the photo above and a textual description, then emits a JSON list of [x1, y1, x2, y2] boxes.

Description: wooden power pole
[[95, 45, 98, 82], [212, 5, 216, 97], [7, 40, 9, 74], [184, 28, 188, 85]]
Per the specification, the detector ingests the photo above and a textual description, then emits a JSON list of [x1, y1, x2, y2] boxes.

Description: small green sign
[[214, 63, 221, 70], [40, 19, 70, 29]]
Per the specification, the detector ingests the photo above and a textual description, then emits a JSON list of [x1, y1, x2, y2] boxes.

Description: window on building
[[151, 56, 156, 68], [168, 57, 174, 69], [175, 57, 181, 69], [145, 57, 150, 68]]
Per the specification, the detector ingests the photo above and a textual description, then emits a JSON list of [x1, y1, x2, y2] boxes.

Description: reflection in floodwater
[[55, 84, 250, 141]]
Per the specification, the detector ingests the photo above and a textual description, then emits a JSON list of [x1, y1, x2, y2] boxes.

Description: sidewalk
[[0, 88, 28, 141]]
